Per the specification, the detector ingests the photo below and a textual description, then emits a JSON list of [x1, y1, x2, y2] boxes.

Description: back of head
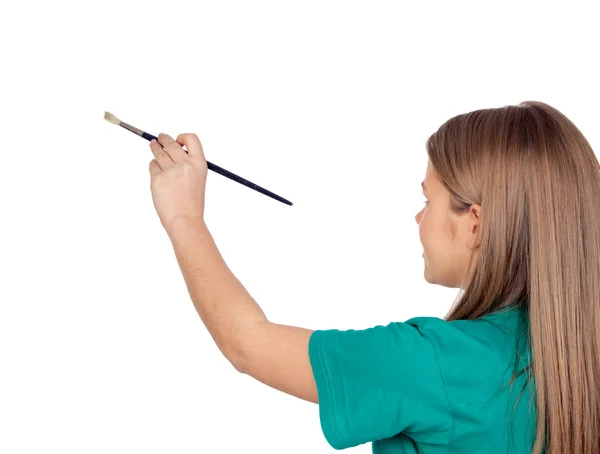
[[426, 101, 600, 454]]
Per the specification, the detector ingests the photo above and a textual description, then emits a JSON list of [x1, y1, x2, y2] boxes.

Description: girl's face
[[415, 159, 481, 289]]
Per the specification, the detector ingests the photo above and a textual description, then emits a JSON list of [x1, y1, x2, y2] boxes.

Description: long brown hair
[[426, 101, 600, 453]]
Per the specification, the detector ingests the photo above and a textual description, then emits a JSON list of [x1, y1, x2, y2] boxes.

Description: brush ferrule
[[119, 121, 143, 136]]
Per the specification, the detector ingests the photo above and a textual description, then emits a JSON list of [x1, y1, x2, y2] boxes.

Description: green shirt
[[308, 305, 535, 453]]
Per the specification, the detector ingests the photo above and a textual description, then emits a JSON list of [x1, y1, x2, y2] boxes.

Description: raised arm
[[165, 217, 318, 403]]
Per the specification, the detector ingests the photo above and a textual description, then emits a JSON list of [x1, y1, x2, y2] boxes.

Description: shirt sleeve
[[308, 319, 454, 450]]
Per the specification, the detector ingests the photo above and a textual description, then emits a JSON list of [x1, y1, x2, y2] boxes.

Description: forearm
[[166, 217, 268, 366]]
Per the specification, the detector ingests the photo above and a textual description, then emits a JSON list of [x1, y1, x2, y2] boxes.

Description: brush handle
[[142, 132, 293, 206]]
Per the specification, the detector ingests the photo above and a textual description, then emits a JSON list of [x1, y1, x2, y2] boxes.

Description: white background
[[1, 1, 598, 453]]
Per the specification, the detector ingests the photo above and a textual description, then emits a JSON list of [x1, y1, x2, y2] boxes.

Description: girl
[[149, 100, 600, 453]]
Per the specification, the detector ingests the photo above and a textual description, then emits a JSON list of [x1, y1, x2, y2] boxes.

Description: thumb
[[176, 133, 205, 159]]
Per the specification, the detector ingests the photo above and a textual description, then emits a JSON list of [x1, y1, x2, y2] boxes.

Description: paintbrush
[[104, 112, 293, 206]]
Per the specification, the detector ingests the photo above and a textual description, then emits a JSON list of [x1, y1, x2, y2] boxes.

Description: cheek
[[419, 211, 438, 250]]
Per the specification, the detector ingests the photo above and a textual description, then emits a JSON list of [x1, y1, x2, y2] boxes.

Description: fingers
[[149, 132, 205, 173], [149, 158, 161, 176], [149, 139, 174, 170], [176, 133, 205, 159], [156, 133, 189, 164]]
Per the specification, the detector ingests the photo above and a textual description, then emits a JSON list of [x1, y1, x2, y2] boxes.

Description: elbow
[[225, 344, 248, 374], [225, 318, 267, 375], [230, 354, 246, 374]]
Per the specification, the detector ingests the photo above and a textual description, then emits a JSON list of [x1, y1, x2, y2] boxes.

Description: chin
[[423, 266, 432, 283], [424, 269, 459, 289]]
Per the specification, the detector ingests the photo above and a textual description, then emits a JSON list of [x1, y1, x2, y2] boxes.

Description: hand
[[149, 133, 208, 231]]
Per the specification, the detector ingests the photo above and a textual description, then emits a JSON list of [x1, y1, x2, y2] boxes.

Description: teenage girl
[[149, 100, 600, 453]]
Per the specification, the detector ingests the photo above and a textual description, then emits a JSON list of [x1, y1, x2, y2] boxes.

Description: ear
[[468, 204, 482, 248]]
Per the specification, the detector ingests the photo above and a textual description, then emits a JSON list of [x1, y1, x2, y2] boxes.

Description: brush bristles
[[104, 111, 121, 125]]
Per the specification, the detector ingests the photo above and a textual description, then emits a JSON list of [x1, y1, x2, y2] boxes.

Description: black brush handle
[[142, 132, 293, 206]]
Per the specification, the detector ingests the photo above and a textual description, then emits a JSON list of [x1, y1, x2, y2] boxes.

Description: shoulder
[[403, 314, 529, 393], [406, 310, 527, 354]]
